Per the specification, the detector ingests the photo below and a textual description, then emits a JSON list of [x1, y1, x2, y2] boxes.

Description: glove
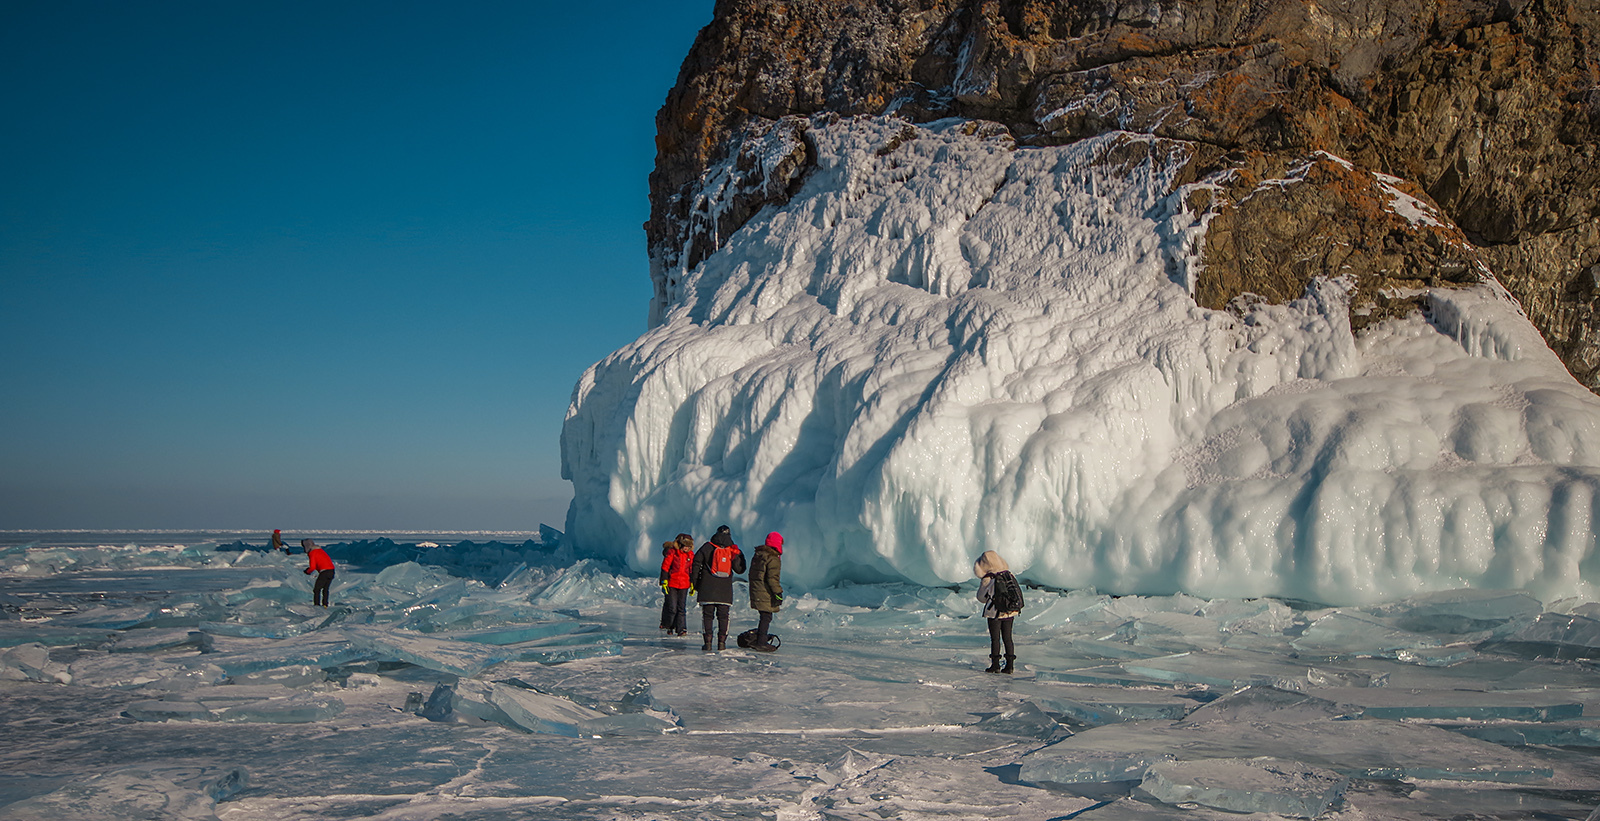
[[689, 585, 696, 596], [661, 581, 669, 594], [303, 568, 312, 575], [773, 593, 783, 605]]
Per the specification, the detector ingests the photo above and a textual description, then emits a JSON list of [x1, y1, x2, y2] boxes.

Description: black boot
[[717, 636, 727, 651], [702, 635, 713, 652], [985, 655, 1002, 673], [1002, 654, 1016, 674]]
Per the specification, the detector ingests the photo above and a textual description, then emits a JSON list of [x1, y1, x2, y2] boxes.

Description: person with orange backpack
[[659, 533, 695, 636], [690, 524, 745, 651]]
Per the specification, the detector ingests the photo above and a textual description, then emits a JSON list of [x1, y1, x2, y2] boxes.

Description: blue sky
[[1, 1, 714, 531]]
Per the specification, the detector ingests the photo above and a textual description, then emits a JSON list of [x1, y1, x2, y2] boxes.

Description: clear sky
[[1, 1, 714, 532]]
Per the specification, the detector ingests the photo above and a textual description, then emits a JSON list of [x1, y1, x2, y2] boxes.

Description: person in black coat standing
[[690, 525, 746, 652]]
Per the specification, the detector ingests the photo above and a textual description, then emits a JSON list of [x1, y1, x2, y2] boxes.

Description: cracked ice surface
[[1, 534, 1599, 819], [564, 115, 1600, 605]]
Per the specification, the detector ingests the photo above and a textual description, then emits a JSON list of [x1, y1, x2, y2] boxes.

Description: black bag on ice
[[736, 629, 780, 649]]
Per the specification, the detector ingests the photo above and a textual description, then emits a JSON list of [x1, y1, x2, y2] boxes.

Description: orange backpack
[[710, 545, 734, 577]]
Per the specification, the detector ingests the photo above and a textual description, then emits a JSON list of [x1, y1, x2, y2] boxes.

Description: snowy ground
[[1, 533, 1599, 820]]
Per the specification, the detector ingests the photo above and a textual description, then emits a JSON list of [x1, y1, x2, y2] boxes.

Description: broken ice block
[[1180, 686, 1357, 725], [227, 664, 328, 688], [450, 620, 587, 645], [974, 701, 1073, 742], [213, 692, 344, 723], [1138, 757, 1348, 818], [202, 636, 371, 676], [1125, 650, 1384, 690], [1019, 745, 1176, 786], [1448, 720, 1600, 748], [345, 626, 513, 677], [1369, 588, 1542, 636], [418, 681, 455, 721], [1291, 611, 1440, 657], [0, 642, 72, 684], [1303, 686, 1585, 722], [107, 628, 213, 653], [123, 700, 213, 722], [1496, 612, 1600, 659], [1028, 692, 1195, 726], [0, 625, 115, 648], [487, 682, 607, 737]]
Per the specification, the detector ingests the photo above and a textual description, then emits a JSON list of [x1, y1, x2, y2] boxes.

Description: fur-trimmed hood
[[974, 550, 1009, 578]]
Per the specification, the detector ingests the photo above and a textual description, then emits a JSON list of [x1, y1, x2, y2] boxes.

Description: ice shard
[[1138, 757, 1348, 818]]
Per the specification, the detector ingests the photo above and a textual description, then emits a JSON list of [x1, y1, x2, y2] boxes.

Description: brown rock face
[[649, 0, 1600, 386]]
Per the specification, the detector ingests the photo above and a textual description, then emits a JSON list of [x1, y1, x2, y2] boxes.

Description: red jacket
[[660, 547, 692, 589], [306, 548, 334, 573]]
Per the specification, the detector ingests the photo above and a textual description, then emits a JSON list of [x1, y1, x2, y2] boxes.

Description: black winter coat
[[690, 534, 745, 606]]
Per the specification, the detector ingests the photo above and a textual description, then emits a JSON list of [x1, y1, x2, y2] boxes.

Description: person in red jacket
[[659, 533, 694, 636], [302, 539, 335, 607]]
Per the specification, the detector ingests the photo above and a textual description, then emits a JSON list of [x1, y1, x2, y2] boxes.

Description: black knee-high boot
[[986, 655, 1002, 673]]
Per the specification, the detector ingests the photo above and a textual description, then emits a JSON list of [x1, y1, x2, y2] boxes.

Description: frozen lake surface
[[2, 533, 1598, 819]]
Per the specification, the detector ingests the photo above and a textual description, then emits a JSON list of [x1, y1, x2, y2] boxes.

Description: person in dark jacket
[[271, 529, 288, 553], [303, 539, 335, 607], [975, 549, 1022, 673], [690, 525, 745, 651], [747, 531, 784, 652], [659, 533, 694, 636]]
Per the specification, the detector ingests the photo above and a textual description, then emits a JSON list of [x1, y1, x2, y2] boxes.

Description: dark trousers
[[701, 604, 730, 639], [987, 616, 1014, 657], [661, 587, 689, 632], [755, 610, 775, 644], [312, 570, 335, 607]]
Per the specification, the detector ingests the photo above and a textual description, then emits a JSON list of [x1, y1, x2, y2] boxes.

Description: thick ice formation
[[563, 116, 1600, 604]]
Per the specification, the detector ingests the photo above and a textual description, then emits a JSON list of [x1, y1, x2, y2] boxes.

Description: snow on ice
[[1, 533, 1598, 819], [563, 117, 1600, 605]]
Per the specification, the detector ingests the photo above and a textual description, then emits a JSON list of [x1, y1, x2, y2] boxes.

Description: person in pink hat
[[746, 531, 784, 652]]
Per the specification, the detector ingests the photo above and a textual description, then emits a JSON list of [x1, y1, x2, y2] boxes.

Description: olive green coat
[[748, 544, 783, 613]]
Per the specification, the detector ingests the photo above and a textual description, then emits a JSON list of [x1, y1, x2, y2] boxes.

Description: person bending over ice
[[303, 539, 335, 607], [690, 525, 745, 651]]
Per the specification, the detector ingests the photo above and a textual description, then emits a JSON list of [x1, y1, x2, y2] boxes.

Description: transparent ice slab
[[1291, 611, 1442, 657], [198, 636, 372, 676], [1027, 691, 1197, 726], [1303, 685, 1587, 722], [1366, 588, 1542, 636], [212, 692, 344, 723], [106, 628, 212, 654], [1447, 720, 1600, 748], [345, 626, 514, 677], [1178, 686, 1357, 725], [1496, 612, 1600, 658], [1137, 757, 1348, 818], [973, 701, 1073, 742], [0, 643, 72, 684]]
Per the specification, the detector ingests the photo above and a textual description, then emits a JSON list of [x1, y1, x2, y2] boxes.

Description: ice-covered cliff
[[561, 1, 1600, 603]]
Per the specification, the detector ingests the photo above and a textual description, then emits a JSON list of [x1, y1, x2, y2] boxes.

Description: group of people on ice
[[659, 525, 785, 652], [659, 526, 1025, 672]]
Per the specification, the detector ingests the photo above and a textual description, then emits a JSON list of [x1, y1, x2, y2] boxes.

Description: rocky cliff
[[647, 0, 1600, 385]]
